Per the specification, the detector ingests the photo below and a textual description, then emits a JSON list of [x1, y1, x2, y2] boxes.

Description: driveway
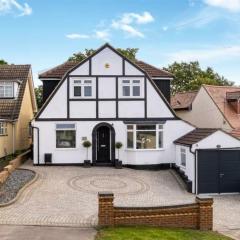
[[0, 161, 194, 227]]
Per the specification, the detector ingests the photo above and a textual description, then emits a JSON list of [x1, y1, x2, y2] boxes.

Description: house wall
[[176, 87, 232, 131], [0, 123, 14, 158], [33, 120, 193, 165], [15, 75, 35, 151]]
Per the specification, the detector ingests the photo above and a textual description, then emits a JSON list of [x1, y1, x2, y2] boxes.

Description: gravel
[[0, 169, 36, 204]]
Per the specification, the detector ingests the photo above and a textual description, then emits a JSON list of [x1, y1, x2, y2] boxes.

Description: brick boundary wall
[[98, 192, 213, 230]]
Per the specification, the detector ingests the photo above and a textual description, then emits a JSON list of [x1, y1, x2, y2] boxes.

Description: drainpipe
[[32, 125, 40, 165], [189, 145, 197, 194], [12, 122, 15, 155]]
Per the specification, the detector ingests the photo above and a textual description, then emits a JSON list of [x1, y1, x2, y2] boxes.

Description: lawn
[[96, 227, 232, 240]]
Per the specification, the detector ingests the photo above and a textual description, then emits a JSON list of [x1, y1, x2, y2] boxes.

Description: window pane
[[122, 80, 130, 84], [56, 130, 76, 148], [181, 148, 186, 167], [127, 125, 134, 130], [136, 125, 156, 130], [84, 86, 92, 96], [56, 124, 75, 129], [123, 86, 130, 96], [133, 80, 140, 84], [84, 80, 92, 84], [74, 80, 81, 84], [0, 86, 4, 97], [158, 125, 163, 130], [127, 131, 134, 148], [158, 131, 163, 148], [74, 86, 81, 96], [136, 131, 156, 149], [133, 86, 140, 96]]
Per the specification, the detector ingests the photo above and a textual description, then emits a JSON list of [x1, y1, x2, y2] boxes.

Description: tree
[[35, 85, 43, 109], [164, 61, 234, 94], [68, 48, 138, 62], [0, 59, 7, 65]]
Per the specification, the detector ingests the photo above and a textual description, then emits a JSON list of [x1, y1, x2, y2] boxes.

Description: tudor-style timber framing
[[35, 43, 177, 121]]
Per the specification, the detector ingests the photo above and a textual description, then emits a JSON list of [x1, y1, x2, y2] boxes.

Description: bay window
[[56, 123, 76, 148], [127, 124, 164, 150], [0, 82, 13, 98]]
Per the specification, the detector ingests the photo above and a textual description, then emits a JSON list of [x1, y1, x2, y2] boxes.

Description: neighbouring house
[[0, 65, 37, 159], [32, 43, 240, 194], [171, 85, 240, 137]]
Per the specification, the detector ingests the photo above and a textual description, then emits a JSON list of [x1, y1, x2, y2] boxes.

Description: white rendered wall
[[70, 101, 96, 118], [118, 101, 145, 118], [32, 119, 194, 165], [175, 145, 195, 193], [70, 60, 89, 75], [39, 81, 67, 118], [99, 101, 116, 118], [98, 77, 116, 98], [92, 47, 123, 75], [124, 61, 144, 75], [147, 80, 174, 118]]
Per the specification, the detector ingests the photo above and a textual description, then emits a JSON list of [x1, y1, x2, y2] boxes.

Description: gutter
[[31, 125, 40, 165]]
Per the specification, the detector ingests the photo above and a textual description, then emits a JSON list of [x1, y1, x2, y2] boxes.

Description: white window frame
[[0, 122, 8, 136], [73, 79, 93, 98], [126, 124, 164, 150], [180, 148, 186, 168], [120, 79, 142, 98], [0, 82, 14, 98], [55, 123, 76, 149]]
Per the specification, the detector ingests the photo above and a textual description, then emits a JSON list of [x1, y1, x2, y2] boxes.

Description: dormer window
[[0, 82, 14, 98], [73, 80, 92, 97], [121, 79, 142, 97]]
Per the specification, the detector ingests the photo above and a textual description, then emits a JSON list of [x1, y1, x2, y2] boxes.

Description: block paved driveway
[[0, 161, 195, 227]]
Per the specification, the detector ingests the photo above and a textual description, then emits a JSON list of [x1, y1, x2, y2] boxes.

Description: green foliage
[[96, 227, 231, 240], [0, 59, 8, 65], [82, 140, 92, 148], [68, 48, 138, 62], [115, 142, 123, 149], [34, 85, 43, 109], [164, 61, 234, 94]]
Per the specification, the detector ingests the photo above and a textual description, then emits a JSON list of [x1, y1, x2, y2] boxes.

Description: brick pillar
[[196, 196, 213, 230], [98, 192, 114, 226]]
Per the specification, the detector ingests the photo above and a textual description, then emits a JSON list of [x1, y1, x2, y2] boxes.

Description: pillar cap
[[98, 192, 114, 197]]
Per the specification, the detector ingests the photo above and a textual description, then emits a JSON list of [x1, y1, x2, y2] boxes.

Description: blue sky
[[0, 0, 240, 86]]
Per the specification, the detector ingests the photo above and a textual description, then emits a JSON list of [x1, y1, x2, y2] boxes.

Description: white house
[[32, 43, 240, 195], [32, 43, 194, 167]]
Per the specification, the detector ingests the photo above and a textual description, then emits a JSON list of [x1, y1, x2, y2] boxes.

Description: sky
[[0, 0, 240, 86]]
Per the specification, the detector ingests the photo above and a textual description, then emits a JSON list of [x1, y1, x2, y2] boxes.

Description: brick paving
[[0, 161, 194, 227]]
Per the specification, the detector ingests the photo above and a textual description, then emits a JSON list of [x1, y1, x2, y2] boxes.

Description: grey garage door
[[198, 149, 240, 194]]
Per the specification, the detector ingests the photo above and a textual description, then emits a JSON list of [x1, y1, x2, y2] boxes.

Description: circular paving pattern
[[68, 174, 150, 195]]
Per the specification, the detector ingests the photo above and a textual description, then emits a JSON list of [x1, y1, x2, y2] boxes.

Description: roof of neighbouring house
[[0, 64, 31, 120], [171, 91, 198, 110], [203, 85, 240, 130], [174, 128, 219, 146], [39, 60, 173, 79]]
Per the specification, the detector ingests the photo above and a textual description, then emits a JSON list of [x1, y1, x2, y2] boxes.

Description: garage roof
[[174, 128, 218, 146]]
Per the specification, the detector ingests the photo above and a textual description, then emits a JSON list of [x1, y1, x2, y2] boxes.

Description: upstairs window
[[127, 124, 164, 150], [73, 80, 92, 97], [0, 122, 7, 136], [121, 79, 141, 97], [0, 82, 13, 98], [56, 123, 76, 148]]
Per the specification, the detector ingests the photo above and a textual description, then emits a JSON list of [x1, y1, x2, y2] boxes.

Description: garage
[[198, 149, 240, 194], [174, 128, 240, 194]]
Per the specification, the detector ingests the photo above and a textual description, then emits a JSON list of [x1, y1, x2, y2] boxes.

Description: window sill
[[55, 147, 77, 151], [125, 148, 165, 152]]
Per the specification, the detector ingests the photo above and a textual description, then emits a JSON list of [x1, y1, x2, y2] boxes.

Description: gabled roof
[[203, 85, 240, 129], [0, 64, 32, 120], [171, 91, 198, 110], [174, 128, 218, 146], [39, 59, 173, 79]]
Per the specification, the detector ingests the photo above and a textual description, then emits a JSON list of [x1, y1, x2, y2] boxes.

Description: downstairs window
[[127, 124, 164, 150], [56, 123, 76, 148], [180, 148, 186, 167]]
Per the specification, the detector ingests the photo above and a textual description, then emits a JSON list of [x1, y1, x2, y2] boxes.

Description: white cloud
[[0, 0, 32, 16], [203, 0, 240, 12], [95, 29, 110, 41], [66, 34, 90, 39], [167, 45, 240, 62], [162, 26, 168, 31]]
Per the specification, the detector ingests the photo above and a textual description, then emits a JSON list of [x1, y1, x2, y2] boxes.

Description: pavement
[[0, 225, 96, 240]]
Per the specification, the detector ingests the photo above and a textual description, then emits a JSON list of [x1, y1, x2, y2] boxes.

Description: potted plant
[[82, 140, 92, 167], [115, 142, 123, 168]]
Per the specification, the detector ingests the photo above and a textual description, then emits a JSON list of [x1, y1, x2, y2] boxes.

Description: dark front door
[[97, 126, 110, 163], [198, 150, 240, 194]]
